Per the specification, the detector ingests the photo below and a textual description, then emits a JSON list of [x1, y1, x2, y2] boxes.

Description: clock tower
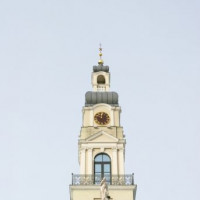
[[69, 46, 137, 200]]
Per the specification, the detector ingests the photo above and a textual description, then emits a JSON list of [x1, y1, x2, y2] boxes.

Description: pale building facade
[[69, 48, 137, 200]]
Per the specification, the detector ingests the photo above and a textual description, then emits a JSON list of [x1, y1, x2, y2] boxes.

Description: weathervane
[[98, 43, 104, 65]]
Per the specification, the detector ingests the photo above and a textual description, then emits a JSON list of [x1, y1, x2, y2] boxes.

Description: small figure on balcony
[[100, 177, 110, 200]]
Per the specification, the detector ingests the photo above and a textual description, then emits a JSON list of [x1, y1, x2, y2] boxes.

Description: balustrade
[[71, 174, 134, 185]]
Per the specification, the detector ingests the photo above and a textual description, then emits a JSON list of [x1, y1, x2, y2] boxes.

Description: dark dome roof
[[93, 64, 109, 72], [85, 91, 118, 106]]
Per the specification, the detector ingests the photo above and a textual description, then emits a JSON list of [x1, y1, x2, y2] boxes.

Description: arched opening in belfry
[[94, 153, 111, 184], [97, 75, 105, 84]]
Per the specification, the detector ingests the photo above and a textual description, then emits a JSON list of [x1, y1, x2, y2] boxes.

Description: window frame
[[94, 153, 111, 184]]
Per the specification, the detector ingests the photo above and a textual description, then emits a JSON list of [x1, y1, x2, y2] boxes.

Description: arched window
[[97, 75, 105, 84], [94, 153, 111, 184]]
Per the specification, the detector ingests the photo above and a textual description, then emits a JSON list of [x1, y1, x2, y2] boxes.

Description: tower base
[[69, 185, 137, 200]]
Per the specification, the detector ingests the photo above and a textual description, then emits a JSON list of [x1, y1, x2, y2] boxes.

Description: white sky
[[0, 0, 200, 200]]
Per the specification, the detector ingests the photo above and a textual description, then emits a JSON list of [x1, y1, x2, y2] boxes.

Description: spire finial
[[98, 43, 104, 65]]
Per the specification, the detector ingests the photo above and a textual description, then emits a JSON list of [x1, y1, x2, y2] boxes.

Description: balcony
[[71, 174, 134, 185]]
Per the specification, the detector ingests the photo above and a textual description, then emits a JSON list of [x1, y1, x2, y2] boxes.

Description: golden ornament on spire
[[98, 43, 104, 65]]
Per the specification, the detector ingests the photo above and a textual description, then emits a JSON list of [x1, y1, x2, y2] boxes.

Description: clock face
[[94, 112, 110, 125]]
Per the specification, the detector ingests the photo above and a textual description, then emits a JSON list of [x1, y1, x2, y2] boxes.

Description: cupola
[[91, 45, 110, 91]]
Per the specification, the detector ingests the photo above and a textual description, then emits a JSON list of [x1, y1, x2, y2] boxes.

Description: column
[[87, 148, 93, 174], [112, 147, 118, 175], [119, 148, 125, 174], [80, 148, 86, 174]]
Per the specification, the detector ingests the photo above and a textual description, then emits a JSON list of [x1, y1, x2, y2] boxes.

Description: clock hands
[[94, 112, 110, 125]]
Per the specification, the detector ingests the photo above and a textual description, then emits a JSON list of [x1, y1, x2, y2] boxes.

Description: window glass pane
[[95, 164, 101, 172], [104, 173, 110, 178], [94, 174, 101, 185], [104, 164, 110, 172], [104, 173, 111, 184], [95, 154, 102, 162], [102, 154, 110, 162]]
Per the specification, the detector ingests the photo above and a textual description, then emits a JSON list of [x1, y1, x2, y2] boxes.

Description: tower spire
[[98, 43, 104, 65]]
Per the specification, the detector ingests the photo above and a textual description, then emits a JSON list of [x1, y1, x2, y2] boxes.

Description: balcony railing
[[71, 174, 134, 185]]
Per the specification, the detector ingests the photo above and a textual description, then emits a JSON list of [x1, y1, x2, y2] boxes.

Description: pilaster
[[80, 148, 86, 174], [112, 147, 118, 175], [87, 148, 93, 174], [119, 148, 125, 174]]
